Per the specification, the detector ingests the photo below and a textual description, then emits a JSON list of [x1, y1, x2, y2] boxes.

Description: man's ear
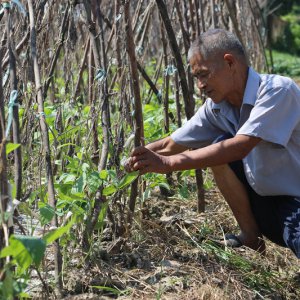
[[223, 53, 235, 69]]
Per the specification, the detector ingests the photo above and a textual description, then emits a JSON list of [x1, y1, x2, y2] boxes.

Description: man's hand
[[125, 146, 172, 175]]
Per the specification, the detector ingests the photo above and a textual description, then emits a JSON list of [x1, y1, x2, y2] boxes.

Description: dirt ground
[[33, 181, 300, 300]]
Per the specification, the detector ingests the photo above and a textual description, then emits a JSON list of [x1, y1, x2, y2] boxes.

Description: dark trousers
[[229, 160, 300, 258]]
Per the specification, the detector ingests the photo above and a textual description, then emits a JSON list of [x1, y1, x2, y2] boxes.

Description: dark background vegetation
[[269, 0, 300, 77]]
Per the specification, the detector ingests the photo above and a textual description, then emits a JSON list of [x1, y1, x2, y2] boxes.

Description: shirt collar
[[242, 67, 261, 106]]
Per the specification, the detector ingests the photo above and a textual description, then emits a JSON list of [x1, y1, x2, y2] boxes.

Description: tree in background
[[267, 0, 300, 55]]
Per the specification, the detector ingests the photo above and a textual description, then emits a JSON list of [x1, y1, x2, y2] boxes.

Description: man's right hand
[[124, 146, 172, 175]]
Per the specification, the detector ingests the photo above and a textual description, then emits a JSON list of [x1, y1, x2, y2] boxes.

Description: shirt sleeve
[[171, 101, 225, 149], [237, 83, 300, 147]]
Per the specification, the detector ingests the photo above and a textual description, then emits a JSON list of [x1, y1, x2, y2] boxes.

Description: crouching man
[[126, 29, 300, 258]]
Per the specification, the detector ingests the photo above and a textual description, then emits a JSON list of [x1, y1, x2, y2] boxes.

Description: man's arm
[[145, 136, 188, 155], [130, 134, 261, 174]]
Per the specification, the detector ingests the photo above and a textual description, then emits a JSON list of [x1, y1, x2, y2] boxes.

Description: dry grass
[[58, 180, 300, 300]]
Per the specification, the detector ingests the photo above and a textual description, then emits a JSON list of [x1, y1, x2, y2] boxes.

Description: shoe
[[209, 233, 243, 248]]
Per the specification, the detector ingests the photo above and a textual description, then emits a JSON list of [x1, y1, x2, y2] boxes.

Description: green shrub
[[272, 3, 300, 55], [271, 50, 300, 78]]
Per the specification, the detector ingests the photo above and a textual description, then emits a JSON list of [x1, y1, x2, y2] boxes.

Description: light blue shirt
[[171, 67, 300, 196]]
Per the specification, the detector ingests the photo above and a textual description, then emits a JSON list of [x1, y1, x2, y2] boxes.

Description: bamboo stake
[[188, 0, 197, 40], [156, 0, 194, 119], [124, 0, 144, 217], [115, 0, 122, 80], [174, 0, 190, 54], [245, 0, 270, 72], [132, 0, 144, 32], [73, 38, 90, 100], [210, 0, 216, 28], [0, 30, 10, 277], [93, 0, 111, 172], [5, 5, 22, 202], [174, 72, 181, 128], [160, 18, 169, 134], [224, 0, 250, 65], [88, 41, 94, 105], [182, 0, 204, 213], [83, 1, 100, 170], [199, 0, 206, 32], [27, 0, 63, 295], [194, 0, 201, 36], [43, 2, 70, 99]]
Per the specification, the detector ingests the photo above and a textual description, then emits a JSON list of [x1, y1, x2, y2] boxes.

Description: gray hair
[[188, 29, 246, 62]]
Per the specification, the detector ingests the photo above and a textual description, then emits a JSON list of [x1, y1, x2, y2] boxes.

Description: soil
[[30, 182, 300, 300]]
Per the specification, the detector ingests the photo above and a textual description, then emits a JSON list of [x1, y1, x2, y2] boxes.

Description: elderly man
[[127, 29, 300, 258]]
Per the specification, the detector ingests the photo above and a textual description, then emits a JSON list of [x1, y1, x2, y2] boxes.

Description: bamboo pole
[[27, 0, 63, 295], [73, 38, 90, 100], [43, 2, 70, 99], [210, 0, 216, 28], [124, 0, 144, 217], [0, 28, 10, 278], [156, 0, 194, 119], [93, 0, 111, 172], [5, 5, 22, 202]]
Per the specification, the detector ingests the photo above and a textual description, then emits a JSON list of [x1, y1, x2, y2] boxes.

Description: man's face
[[189, 52, 233, 104]]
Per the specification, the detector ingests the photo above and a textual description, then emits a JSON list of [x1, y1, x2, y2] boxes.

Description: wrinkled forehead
[[189, 52, 218, 74]]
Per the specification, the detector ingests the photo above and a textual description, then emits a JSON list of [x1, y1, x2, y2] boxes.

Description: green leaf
[[77, 152, 83, 160], [57, 190, 84, 202], [117, 171, 139, 189], [3, 269, 14, 300], [38, 202, 55, 225], [103, 185, 117, 196], [0, 235, 46, 272], [43, 218, 75, 245], [55, 183, 73, 195], [6, 143, 21, 155], [181, 169, 195, 177], [83, 105, 91, 114], [90, 285, 121, 295], [87, 171, 102, 193], [82, 163, 90, 172], [99, 170, 108, 180], [16, 236, 46, 267], [158, 182, 170, 191], [179, 186, 189, 199], [107, 169, 117, 178], [57, 143, 76, 150], [58, 173, 76, 184], [97, 202, 108, 230], [72, 176, 85, 193]]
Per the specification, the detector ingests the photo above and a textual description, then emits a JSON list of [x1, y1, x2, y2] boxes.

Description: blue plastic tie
[[164, 65, 177, 76], [156, 91, 162, 102], [5, 90, 18, 138], [95, 68, 107, 82], [0, 2, 9, 13], [2, 2, 11, 9], [1, 1, 27, 16], [115, 13, 122, 22], [135, 45, 144, 57], [11, 0, 27, 16], [37, 112, 46, 118]]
